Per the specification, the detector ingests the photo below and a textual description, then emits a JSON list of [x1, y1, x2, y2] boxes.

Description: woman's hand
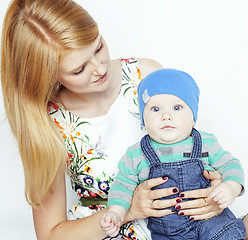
[[125, 170, 223, 223], [124, 177, 179, 222], [175, 170, 223, 220]]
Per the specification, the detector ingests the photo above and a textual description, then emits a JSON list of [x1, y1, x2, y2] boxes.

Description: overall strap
[[190, 128, 202, 159], [140, 134, 161, 165], [141, 128, 202, 165]]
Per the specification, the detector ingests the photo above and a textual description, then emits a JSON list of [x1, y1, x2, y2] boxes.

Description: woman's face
[[58, 35, 111, 94]]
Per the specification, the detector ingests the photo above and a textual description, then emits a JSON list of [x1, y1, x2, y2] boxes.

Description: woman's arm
[[33, 166, 108, 240]]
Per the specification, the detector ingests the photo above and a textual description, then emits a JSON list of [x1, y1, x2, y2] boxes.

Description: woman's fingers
[[175, 197, 223, 220], [138, 177, 179, 201], [141, 176, 169, 191], [148, 187, 179, 200], [133, 197, 177, 217], [148, 208, 175, 218], [180, 170, 221, 199], [180, 187, 211, 199], [152, 197, 179, 209], [177, 196, 218, 211], [176, 198, 207, 210], [182, 206, 223, 221], [128, 177, 180, 220], [203, 170, 222, 187]]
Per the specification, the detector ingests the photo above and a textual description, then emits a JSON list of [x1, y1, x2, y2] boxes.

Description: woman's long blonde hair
[[1, 0, 99, 206]]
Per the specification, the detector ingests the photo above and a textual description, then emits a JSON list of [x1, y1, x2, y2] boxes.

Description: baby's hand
[[100, 211, 123, 237], [208, 181, 242, 209]]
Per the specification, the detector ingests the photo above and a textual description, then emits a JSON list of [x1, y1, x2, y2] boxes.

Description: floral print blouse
[[48, 58, 146, 202]]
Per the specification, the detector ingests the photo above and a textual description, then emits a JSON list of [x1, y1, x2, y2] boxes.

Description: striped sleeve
[[108, 147, 140, 211], [205, 133, 245, 195]]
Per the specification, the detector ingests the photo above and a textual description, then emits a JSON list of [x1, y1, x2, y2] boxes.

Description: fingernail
[[175, 205, 181, 210], [179, 193, 185, 197], [176, 198, 182, 203], [162, 176, 168, 181], [172, 188, 178, 193], [190, 217, 194, 220], [179, 212, 184, 215]]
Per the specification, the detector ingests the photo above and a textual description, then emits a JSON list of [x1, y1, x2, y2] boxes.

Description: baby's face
[[143, 94, 195, 144]]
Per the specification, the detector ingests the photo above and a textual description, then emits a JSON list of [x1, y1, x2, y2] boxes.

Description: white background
[[0, 0, 248, 239]]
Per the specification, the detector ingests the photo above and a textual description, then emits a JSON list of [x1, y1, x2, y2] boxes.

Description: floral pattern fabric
[[48, 58, 149, 240]]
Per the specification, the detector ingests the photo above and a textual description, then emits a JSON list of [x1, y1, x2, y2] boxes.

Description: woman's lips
[[92, 72, 107, 83]]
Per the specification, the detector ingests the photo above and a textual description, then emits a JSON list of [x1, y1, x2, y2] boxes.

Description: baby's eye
[[173, 105, 182, 111], [151, 106, 160, 112]]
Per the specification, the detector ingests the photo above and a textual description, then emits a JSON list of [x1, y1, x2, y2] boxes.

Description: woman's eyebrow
[[69, 36, 103, 74]]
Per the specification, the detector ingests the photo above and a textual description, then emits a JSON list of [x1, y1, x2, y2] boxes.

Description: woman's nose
[[91, 57, 105, 75]]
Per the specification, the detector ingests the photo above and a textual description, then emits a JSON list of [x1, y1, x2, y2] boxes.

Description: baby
[[100, 69, 245, 239]]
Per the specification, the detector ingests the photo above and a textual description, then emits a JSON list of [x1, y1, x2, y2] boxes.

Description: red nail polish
[[190, 217, 194, 220], [179, 212, 184, 215], [162, 176, 168, 181], [176, 198, 182, 203], [179, 193, 185, 197], [172, 188, 178, 193], [175, 205, 181, 210]]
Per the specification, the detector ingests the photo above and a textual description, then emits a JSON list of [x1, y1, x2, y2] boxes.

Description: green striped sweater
[[108, 131, 244, 211]]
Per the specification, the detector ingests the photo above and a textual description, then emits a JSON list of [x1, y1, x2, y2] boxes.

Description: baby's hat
[[137, 68, 200, 125]]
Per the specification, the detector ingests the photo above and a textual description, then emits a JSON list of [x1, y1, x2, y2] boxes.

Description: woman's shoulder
[[110, 57, 163, 78], [137, 58, 163, 78]]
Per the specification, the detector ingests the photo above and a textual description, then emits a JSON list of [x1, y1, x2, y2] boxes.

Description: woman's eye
[[96, 42, 103, 53], [173, 105, 182, 111], [74, 66, 85, 75], [152, 106, 160, 112]]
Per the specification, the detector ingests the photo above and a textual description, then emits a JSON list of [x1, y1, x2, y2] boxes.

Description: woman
[[1, 0, 244, 239]]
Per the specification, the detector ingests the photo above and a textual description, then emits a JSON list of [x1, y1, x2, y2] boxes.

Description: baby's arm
[[100, 205, 127, 237], [208, 180, 242, 209]]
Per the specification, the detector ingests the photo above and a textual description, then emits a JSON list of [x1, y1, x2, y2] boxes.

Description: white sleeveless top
[[49, 58, 146, 199], [49, 58, 151, 240]]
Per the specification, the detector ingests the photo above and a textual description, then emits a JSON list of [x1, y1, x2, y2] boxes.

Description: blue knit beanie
[[138, 68, 200, 125]]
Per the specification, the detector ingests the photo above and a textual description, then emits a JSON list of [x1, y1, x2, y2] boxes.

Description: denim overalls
[[140, 128, 245, 240]]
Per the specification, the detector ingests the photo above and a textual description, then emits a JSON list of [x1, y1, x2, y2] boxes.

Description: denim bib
[[140, 128, 245, 239]]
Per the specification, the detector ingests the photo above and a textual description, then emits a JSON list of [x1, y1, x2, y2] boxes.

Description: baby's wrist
[[108, 205, 127, 222], [225, 180, 242, 195], [225, 180, 242, 189]]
